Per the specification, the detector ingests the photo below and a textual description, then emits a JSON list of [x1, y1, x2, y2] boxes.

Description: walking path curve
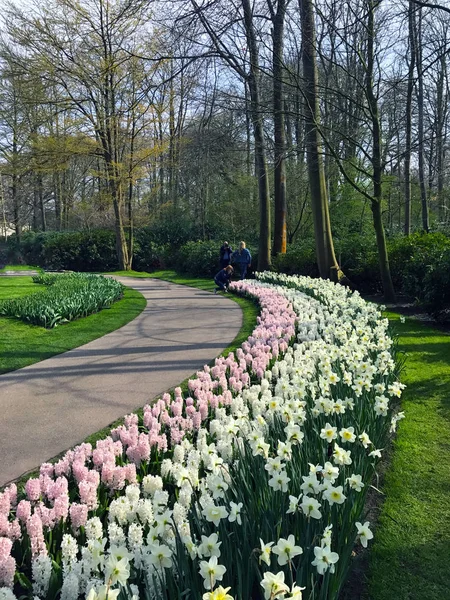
[[0, 277, 243, 486]]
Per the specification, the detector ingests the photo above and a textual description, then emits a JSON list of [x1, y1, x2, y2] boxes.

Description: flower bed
[[0, 274, 124, 328], [0, 275, 404, 600]]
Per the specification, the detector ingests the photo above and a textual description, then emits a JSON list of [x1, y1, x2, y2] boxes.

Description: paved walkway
[[0, 278, 242, 486]]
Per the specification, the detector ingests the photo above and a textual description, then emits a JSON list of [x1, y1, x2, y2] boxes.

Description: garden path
[[0, 277, 242, 486]]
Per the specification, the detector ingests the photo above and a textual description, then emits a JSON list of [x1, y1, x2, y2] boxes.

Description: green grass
[[0, 276, 146, 375], [369, 313, 450, 600], [0, 264, 41, 271]]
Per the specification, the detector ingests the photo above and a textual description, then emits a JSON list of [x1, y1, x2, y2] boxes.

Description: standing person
[[214, 265, 234, 294], [219, 241, 233, 269], [232, 241, 252, 280]]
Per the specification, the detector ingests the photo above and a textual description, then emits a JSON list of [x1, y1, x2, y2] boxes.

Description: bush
[[0, 272, 124, 328], [132, 229, 164, 271], [175, 240, 221, 277], [42, 230, 119, 271], [272, 240, 319, 277]]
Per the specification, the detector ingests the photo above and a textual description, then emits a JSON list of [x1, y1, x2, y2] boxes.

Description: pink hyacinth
[[39, 463, 54, 479], [0, 552, 15, 588], [25, 479, 41, 502], [0, 493, 10, 517], [53, 494, 69, 521], [16, 500, 32, 523], [69, 503, 88, 531]]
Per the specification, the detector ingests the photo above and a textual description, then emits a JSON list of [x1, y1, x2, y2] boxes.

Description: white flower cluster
[[6, 274, 404, 600]]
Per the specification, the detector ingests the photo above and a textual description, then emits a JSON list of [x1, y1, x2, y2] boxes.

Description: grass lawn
[[0, 276, 146, 375], [368, 313, 450, 600], [0, 264, 41, 271]]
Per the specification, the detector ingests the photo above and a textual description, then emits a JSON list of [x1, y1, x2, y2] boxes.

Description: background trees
[[0, 0, 450, 296]]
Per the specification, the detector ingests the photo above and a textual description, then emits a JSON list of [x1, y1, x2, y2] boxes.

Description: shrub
[[175, 240, 221, 277], [42, 230, 119, 271], [0, 273, 124, 328], [272, 240, 319, 277]]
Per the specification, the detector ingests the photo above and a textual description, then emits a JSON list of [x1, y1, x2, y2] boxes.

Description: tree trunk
[[299, 0, 339, 281], [436, 52, 446, 223], [404, 0, 415, 236], [366, 0, 395, 302], [415, 6, 429, 232], [272, 0, 287, 256], [242, 0, 271, 271]]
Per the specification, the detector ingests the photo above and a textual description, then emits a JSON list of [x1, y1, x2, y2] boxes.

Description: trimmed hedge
[[7, 230, 119, 272]]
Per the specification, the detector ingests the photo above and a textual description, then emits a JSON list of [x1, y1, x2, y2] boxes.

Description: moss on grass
[[369, 313, 450, 600]]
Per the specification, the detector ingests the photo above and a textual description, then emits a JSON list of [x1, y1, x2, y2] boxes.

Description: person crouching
[[214, 265, 234, 294]]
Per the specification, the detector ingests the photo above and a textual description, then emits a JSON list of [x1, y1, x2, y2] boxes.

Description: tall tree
[[190, 0, 272, 270], [6, 0, 157, 269], [298, 0, 340, 280], [270, 0, 288, 256]]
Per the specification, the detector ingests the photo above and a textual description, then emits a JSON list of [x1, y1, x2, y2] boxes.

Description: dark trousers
[[239, 264, 248, 280], [214, 278, 227, 291]]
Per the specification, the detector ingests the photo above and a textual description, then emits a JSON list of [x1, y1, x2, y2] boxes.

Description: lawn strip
[[0, 276, 146, 374], [368, 312, 450, 600]]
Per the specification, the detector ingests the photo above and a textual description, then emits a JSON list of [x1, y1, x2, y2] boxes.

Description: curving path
[[0, 278, 242, 486]]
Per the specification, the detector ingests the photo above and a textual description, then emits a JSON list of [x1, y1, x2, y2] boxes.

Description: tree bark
[[404, 0, 416, 236], [299, 0, 339, 281], [272, 0, 287, 256], [366, 0, 395, 301], [415, 6, 429, 232], [242, 0, 271, 271]]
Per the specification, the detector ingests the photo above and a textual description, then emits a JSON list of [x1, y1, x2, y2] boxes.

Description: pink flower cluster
[[0, 485, 18, 587], [0, 281, 298, 588]]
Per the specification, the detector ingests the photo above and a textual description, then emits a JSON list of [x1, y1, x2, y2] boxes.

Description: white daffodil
[[333, 444, 352, 466], [202, 503, 229, 527], [288, 584, 306, 599], [265, 457, 284, 475], [320, 423, 338, 443], [260, 571, 290, 600], [339, 427, 356, 443], [287, 495, 301, 514], [198, 533, 222, 558], [346, 473, 364, 492], [323, 485, 346, 506], [369, 448, 382, 459], [300, 495, 322, 520], [104, 555, 130, 586], [268, 470, 291, 493], [228, 502, 243, 525], [300, 474, 322, 495], [322, 461, 339, 482], [199, 556, 227, 590], [86, 586, 120, 600], [272, 535, 303, 566], [202, 586, 234, 600], [148, 541, 173, 569], [358, 432, 372, 448], [311, 545, 339, 575], [259, 539, 274, 566], [356, 521, 374, 548]]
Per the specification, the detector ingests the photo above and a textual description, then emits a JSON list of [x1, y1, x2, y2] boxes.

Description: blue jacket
[[214, 269, 232, 284], [233, 248, 251, 265]]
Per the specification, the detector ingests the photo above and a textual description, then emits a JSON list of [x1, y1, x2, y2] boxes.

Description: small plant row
[[0, 274, 404, 600], [0, 273, 124, 328]]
